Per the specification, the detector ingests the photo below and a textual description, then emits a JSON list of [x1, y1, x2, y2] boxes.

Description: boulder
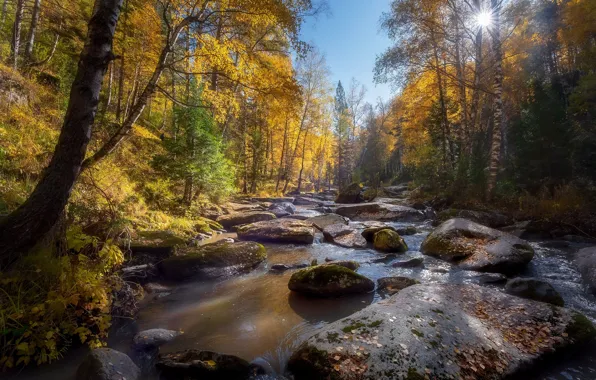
[[361, 188, 378, 202], [157, 350, 258, 379], [131, 329, 181, 372], [76, 348, 140, 380], [268, 202, 296, 217], [322, 224, 367, 249], [391, 257, 424, 268], [320, 260, 360, 271], [158, 241, 266, 280], [288, 265, 375, 297], [435, 209, 512, 228], [373, 229, 408, 253], [421, 218, 534, 274], [287, 283, 596, 380], [397, 225, 418, 236], [382, 184, 409, 197], [306, 214, 349, 230], [124, 230, 187, 267], [335, 203, 425, 222], [471, 273, 508, 285], [251, 197, 295, 203], [377, 276, 419, 294], [236, 219, 315, 244], [293, 196, 323, 206], [574, 247, 596, 295], [335, 183, 364, 204], [132, 329, 181, 351], [216, 211, 276, 229], [505, 277, 564, 306], [361, 224, 397, 242]]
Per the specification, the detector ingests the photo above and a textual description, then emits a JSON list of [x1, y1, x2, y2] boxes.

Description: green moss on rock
[[373, 229, 408, 253], [288, 264, 375, 297], [565, 312, 596, 342]]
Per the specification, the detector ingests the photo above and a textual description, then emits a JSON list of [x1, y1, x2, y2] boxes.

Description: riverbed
[[11, 213, 596, 379]]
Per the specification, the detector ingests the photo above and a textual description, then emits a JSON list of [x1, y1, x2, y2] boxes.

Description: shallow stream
[[11, 214, 596, 380]]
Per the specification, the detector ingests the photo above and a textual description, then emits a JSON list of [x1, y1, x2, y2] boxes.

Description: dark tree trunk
[[24, 0, 42, 61], [275, 116, 288, 193], [0, 0, 122, 268], [11, 0, 25, 69]]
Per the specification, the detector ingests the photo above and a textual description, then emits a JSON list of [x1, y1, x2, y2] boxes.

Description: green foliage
[[0, 228, 124, 370], [152, 82, 234, 203]]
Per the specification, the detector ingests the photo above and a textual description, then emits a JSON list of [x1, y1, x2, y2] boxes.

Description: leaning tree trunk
[[487, 0, 503, 199], [11, 0, 25, 69], [0, 0, 122, 268], [24, 0, 42, 62]]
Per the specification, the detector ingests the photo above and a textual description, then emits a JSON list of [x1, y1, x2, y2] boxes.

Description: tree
[[334, 80, 351, 188], [0, 0, 123, 268], [10, 0, 25, 69]]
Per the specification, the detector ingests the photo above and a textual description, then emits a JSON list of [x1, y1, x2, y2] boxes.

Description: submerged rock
[[236, 219, 315, 244], [288, 264, 374, 297], [132, 329, 181, 373], [157, 350, 258, 379], [377, 276, 419, 294], [505, 277, 564, 306], [574, 247, 596, 295], [335, 182, 364, 204], [216, 211, 276, 229], [373, 229, 408, 253], [322, 223, 367, 249], [336, 203, 425, 222], [158, 240, 266, 280], [306, 213, 349, 230], [421, 218, 534, 274], [391, 257, 424, 268], [287, 283, 596, 380], [76, 348, 140, 380]]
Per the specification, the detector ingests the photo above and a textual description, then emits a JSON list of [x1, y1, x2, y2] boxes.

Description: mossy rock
[[157, 350, 253, 379], [216, 211, 276, 229], [335, 182, 364, 204], [288, 264, 374, 297], [373, 229, 408, 253], [362, 188, 378, 202], [158, 241, 266, 280], [287, 345, 336, 380], [236, 219, 315, 244]]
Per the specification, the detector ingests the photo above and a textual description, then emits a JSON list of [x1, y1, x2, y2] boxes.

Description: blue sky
[[300, 0, 394, 105]]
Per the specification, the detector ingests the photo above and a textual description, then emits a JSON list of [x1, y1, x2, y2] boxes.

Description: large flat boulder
[[306, 213, 349, 230], [421, 218, 534, 274], [322, 223, 367, 249], [236, 219, 315, 244], [287, 283, 595, 380], [216, 211, 276, 229], [158, 241, 266, 280], [574, 247, 596, 295], [288, 264, 374, 297], [335, 203, 425, 222]]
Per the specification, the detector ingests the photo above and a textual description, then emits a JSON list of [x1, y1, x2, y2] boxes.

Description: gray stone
[[216, 211, 276, 229], [336, 203, 425, 222], [322, 223, 367, 249], [505, 277, 564, 306], [236, 219, 315, 244], [575, 247, 596, 294], [373, 229, 408, 253], [268, 202, 296, 217], [132, 329, 181, 351], [287, 284, 595, 380], [436, 209, 512, 228], [76, 348, 140, 380], [306, 213, 349, 230], [421, 218, 534, 274]]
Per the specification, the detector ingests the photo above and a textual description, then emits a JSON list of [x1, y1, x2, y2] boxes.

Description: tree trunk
[[283, 97, 310, 193], [116, 54, 125, 121], [487, 0, 503, 199], [296, 126, 310, 193], [1, 0, 8, 26], [469, 0, 483, 150], [11, 0, 25, 69], [275, 116, 289, 193], [0, 0, 122, 268], [24, 0, 42, 62]]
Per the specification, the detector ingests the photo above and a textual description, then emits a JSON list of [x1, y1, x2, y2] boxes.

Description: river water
[[10, 217, 596, 379]]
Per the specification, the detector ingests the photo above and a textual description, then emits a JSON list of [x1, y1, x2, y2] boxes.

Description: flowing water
[[10, 214, 596, 379]]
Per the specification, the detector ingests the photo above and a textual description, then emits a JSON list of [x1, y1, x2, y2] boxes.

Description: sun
[[476, 11, 492, 28]]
